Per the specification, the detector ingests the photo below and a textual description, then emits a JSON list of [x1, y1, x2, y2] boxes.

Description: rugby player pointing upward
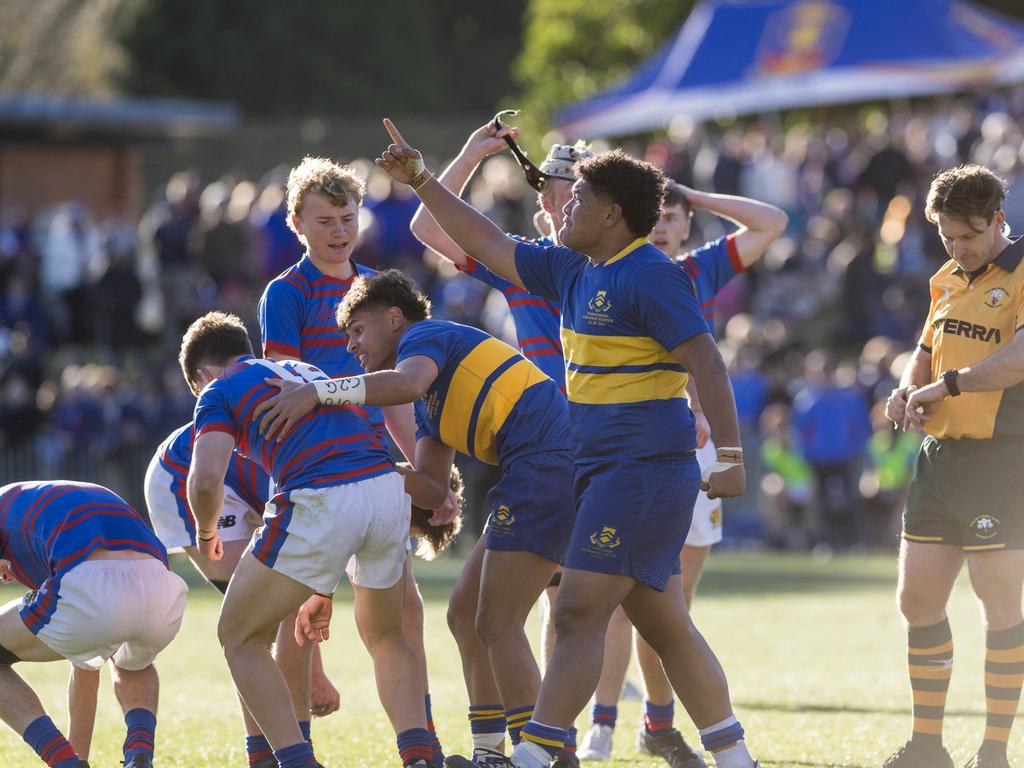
[[882, 164, 1024, 768], [375, 120, 757, 768]]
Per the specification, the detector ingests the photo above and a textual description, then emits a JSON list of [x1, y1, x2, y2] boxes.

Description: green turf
[[0, 551, 1016, 767]]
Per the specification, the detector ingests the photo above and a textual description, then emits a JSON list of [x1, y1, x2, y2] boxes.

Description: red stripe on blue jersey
[[157, 422, 271, 535], [459, 235, 565, 390], [193, 357, 394, 493], [676, 234, 744, 329], [0, 481, 168, 590], [258, 256, 386, 435]]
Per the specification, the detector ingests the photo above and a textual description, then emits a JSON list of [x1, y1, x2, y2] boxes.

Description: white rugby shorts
[[253, 471, 411, 593], [685, 439, 724, 548], [145, 451, 263, 552], [31, 558, 187, 671]]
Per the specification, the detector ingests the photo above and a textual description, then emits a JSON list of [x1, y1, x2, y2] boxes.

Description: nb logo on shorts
[[492, 505, 515, 527], [971, 514, 1000, 539], [217, 515, 236, 529], [588, 291, 612, 314], [589, 526, 621, 550]]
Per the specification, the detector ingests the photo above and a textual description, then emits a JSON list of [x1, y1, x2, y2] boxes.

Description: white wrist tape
[[701, 460, 742, 484], [314, 377, 366, 406]]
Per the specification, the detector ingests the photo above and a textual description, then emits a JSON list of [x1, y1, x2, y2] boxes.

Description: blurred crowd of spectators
[[4, 88, 1024, 549]]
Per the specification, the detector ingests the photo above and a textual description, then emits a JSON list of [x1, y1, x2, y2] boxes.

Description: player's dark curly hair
[[178, 311, 254, 395], [576, 149, 667, 237], [336, 269, 432, 328], [400, 463, 464, 560], [926, 163, 1006, 230]]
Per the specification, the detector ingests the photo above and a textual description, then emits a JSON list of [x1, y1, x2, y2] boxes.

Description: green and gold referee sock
[[907, 619, 953, 746], [981, 621, 1024, 755]]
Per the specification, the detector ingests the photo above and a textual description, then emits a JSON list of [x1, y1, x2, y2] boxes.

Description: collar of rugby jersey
[[599, 237, 649, 267], [952, 236, 1024, 280]]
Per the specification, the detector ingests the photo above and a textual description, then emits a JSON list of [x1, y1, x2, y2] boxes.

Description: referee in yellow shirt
[[883, 164, 1024, 768]]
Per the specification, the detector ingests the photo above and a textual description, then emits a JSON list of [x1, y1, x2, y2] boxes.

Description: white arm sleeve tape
[[314, 377, 367, 407]]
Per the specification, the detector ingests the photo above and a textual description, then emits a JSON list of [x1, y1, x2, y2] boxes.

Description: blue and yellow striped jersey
[[514, 238, 709, 462], [396, 319, 570, 466]]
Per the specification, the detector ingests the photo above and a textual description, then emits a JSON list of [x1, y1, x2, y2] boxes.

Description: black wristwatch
[[942, 368, 962, 397]]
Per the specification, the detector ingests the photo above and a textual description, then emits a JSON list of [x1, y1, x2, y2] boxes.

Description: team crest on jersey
[[971, 514, 1000, 539], [492, 505, 515, 527], [584, 291, 615, 327], [588, 291, 612, 313], [985, 288, 1008, 308]]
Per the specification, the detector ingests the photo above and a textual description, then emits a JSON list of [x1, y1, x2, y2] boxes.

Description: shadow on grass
[[736, 698, 985, 718]]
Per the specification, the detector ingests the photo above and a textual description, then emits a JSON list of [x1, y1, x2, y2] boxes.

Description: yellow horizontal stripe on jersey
[[440, 338, 521, 458], [472, 358, 549, 463], [567, 368, 687, 405], [561, 327, 677, 368]]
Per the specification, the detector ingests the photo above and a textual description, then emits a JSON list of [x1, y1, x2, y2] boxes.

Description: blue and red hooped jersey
[[459, 236, 565, 390], [258, 255, 385, 435], [676, 234, 744, 328], [193, 356, 394, 493], [0, 480, 168, 590], [155, 422, 271, 536]]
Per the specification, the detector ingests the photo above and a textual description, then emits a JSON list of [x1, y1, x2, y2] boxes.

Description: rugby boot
[[963, 744, 1011, 768], [252, 757, 327, 768], [880, 739, 954, 768], [554, 750, 579, 767], [445, 751, 515, 767], [636, 727, 707, 768], [123, 756, 153, 768], [577, 723, 613, 760]]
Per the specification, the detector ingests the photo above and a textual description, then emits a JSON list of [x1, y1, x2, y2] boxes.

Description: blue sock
[[592, 703, 617, 728], [274, 740, 317, 768], [425, 694, 444, 767], [123, 708, 157, 763], [397, 727, 434, 766], [246, 733, 273, 766], [565, 725, 578, 754], [521, 720, 567, 759], [22, 716, 80, 768], [699, 715, 745, 753], [299, 719, 311, 743], [644, 699, 674, 734]]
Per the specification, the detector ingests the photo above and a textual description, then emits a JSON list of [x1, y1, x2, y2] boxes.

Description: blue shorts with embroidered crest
[[483, 449, 576, 564], [565, 456, 700, 591]]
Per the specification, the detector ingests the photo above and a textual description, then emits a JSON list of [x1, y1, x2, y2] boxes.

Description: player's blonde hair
[[286, 156, 365, 236]]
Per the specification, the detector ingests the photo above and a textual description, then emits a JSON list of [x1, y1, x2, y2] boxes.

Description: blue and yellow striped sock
[[643, 699, 674, 734], [397, 727, 434, 766], [469, 704, 506, 752], [521, 720, 567, 759], [273, 741, 317, 768], [245, 734, 273, 766], [22, 716, 80, 768], [592, 703, 617, 729], [123, 708, 156, 764], [505, 705, 534, 745]]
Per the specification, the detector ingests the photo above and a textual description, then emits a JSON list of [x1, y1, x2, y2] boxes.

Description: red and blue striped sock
[[123, 708, 156, 764], [22, 716, 80, 768], [397, 727, 434, 766], [565, 725, 578, 754], [425, 694, 444, 767], [592, 703, 617, 729], [643, 699, 674, 734], [273, 741, 317, 768], [246, 733, 273, 766]]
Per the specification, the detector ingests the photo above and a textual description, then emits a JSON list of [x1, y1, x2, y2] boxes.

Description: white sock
[[473, 730, 505, 754], [511, 740, 555, 768], [711, 739, 755, 768]]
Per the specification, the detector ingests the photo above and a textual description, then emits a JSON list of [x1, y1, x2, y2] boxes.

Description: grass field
[[0, 551, 1017, 767]]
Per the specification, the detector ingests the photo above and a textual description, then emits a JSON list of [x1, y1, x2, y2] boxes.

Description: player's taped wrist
[[409, 168, 433, 191], [701, 446, 743, 483], [314, 377, 366, 407]]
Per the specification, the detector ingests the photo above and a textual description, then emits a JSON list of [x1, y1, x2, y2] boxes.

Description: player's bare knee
[[552, 597, 606, 640], [897, 583, 945, 625], [402, 590, 425, 638], [446, 585, 477, 640]]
